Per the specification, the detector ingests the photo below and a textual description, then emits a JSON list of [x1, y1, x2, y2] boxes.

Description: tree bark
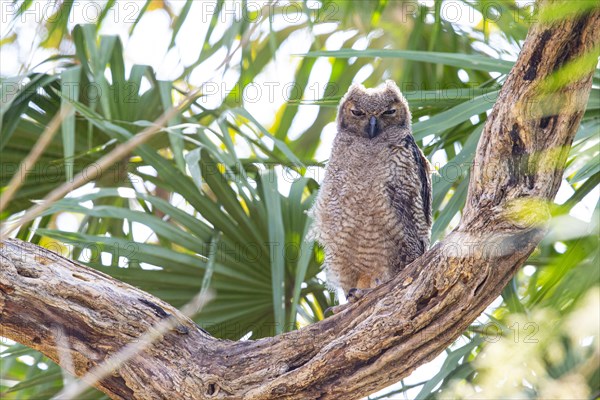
[[1, 3, 599, 399]]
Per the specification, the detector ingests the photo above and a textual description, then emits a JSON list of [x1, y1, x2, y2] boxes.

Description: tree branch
[[1, 3, 599, 399]]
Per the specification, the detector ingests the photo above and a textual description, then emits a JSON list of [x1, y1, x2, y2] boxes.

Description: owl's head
[[337, 80, 411, 139]]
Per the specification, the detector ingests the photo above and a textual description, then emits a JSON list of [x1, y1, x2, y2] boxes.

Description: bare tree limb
[[1, 3, 599, 399]]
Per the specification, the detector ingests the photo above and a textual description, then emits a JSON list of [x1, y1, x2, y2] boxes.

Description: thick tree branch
[[1, 4, 599, 399]]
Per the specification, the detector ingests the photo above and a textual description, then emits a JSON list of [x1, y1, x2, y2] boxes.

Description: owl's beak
[[367, 116, 379, 139]]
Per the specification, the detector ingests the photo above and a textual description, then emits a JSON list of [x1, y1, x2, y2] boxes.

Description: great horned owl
[[311, 80, 432, 303]]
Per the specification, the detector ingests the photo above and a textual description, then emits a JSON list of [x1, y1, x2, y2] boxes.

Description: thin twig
[[53, 326, 76, 389]]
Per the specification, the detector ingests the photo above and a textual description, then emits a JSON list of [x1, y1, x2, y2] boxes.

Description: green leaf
[[412, 91, 498, 140], [229, 107, 304, 168], [260, 168, 286, 334], [432, 125, 482, 212], [570, 154, 599, 183], [158, 80, 185, 171], [169, 0, 194, 49], [60, 66, 81, 182], [414, 337, 483, 400], [431, 175, 469, 242], [185, 147, 203, 187], [1, 74, 60, 150], [5, 368, 62, 393], [289, 205, 315, 327], [200, 148, 265, 245], [302, 50, 514, 73], [200, 231, 220, 299]]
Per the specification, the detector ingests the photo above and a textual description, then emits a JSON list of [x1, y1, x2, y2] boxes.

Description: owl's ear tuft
[[346, 83, 365, 99], [384, 80, 403, 99], [384, 80, 400, 91]]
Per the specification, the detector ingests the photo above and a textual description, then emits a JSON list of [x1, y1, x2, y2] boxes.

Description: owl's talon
[[324, 288, 375, 317], [324, 303, 350, 316], [347, 288, 372, 303]]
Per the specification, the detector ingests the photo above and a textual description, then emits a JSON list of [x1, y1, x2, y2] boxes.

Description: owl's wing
[[403, 135, 432, 225], [385, 135, 432, 260]]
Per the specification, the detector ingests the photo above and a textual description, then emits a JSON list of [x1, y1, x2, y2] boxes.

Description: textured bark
[[1, 4, 599, 399]]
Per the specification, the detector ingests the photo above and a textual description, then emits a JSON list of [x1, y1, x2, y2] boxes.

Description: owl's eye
[[351, 109, 365, 117], [383, 109, 396, 115]]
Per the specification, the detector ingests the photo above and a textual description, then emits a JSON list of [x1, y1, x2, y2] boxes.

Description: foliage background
[[0, 0, 598, 399]]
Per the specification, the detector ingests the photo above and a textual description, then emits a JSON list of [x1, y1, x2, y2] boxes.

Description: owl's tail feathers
[[324, 287, 372, 317]]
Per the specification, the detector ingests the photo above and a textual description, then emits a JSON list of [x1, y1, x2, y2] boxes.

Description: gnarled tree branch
[[1, 3, 599, 399]]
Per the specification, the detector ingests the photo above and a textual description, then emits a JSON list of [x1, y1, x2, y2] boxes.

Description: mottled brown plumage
[[311, 80, 432, 298]]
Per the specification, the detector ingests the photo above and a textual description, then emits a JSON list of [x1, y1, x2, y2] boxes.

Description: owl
[[311, 80, 432, 308]]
